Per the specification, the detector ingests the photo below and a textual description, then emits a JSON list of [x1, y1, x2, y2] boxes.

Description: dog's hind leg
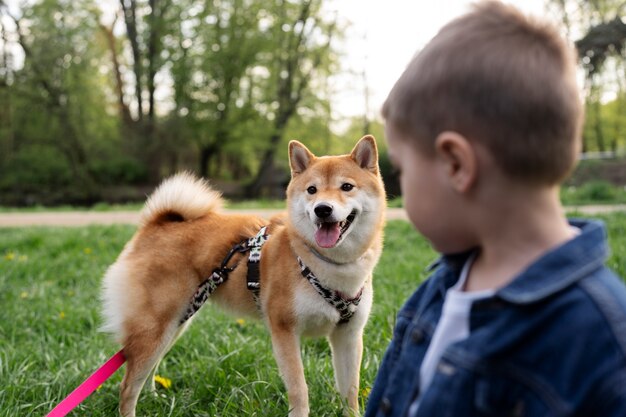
[[119, 322, 179, 417], [146, 320, 191, 392]]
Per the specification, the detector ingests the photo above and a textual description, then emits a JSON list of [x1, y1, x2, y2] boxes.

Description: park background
[[2, 1, 626, 416], [1, 0, 626, 206]]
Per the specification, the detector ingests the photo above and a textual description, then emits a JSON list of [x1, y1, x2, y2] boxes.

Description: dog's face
[[286, 136, 386, 254]]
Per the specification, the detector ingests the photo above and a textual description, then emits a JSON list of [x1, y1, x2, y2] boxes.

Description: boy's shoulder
[[571, 264, 626, 350]]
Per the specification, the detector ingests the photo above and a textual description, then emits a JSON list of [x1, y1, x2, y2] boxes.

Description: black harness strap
[[246, 226, 269, 305], [180, 226, 361, 326], [179, 226, 270, 325], [179, 242, 248, 324], [297, 257, 363, 324]]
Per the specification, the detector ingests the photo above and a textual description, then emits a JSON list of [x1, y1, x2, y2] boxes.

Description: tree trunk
[[147, 0, 159, 122], [593, 99, 605, 152], [246, 0, 334, 197], [199, 144, 218, 177], [120, 0, 144, 120], [8, 11, 90, 182], [247, 101, 295, 195], [100, 21, 132, 126], [0, 22, 13, 162]]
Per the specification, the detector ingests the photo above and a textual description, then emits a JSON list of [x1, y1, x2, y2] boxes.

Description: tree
[[247, 0, 338, 197], [548, 0, 626, 154], [0, 0, 343, 205], [0, 0, 121, 204], [111, 0, 177, 180], [165, 0, 267, 178]]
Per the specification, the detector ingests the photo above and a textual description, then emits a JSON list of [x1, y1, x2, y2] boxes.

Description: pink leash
[[46, 350, 126, 417]]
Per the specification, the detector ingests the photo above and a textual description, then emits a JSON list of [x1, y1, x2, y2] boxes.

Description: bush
[[560, 180, 626, 205], [578, 181, 617, 201], [0, 145, 73, 191], [0, 145, 76, 205], [88, 156, 148, 185]]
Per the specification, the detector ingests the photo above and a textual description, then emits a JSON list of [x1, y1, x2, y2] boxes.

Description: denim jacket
[[365, 219, 626, 417]]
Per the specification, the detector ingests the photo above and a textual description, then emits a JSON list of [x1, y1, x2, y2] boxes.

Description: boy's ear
[[350, 135, 379, 174], [289, 140, 315, 176], [434, 131, 477, 193]]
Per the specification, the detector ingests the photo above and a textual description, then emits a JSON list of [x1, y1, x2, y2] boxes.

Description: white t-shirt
[[408, 253, 495, 416]]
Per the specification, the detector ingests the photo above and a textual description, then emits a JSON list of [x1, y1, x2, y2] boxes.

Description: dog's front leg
[[329, 325, 363, 414], [269, 323, 309, 417]]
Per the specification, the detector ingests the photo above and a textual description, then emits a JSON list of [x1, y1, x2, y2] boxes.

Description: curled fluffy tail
[[140, 172, 223, 226]]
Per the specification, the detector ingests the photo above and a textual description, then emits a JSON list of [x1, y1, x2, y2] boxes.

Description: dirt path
[[0, 205, 624, 227]]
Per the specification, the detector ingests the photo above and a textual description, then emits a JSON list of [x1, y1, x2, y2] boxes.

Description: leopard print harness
[[179, 226, 362, 325], [179, 226, 269, 324], [297, 257, 363, 324]]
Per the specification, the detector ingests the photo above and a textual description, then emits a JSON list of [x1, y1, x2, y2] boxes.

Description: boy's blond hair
[[382, 1, 583, 185]]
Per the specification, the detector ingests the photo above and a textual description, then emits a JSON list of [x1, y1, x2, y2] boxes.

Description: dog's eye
[[341, 183, 354, 192], [307, 186, 317, 195]]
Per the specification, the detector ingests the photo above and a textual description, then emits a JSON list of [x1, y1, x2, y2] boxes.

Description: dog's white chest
[[293, 290, 340, 337]]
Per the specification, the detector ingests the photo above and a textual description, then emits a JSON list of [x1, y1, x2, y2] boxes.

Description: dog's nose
[[314, 204, 333, 219]]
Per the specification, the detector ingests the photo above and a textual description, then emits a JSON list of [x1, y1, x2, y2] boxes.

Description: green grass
[[1, 215, 625, 416]]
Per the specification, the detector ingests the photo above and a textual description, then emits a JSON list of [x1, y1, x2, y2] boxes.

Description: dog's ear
[[350, 135, 379, 174], [289, 140, 315, 176]]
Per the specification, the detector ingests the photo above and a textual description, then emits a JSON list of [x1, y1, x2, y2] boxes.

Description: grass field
[[1, 214, 625, 416]]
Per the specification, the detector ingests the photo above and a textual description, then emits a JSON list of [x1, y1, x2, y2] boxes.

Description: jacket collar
[[496, 219, 608, 304], [430, 219, 608, 305]]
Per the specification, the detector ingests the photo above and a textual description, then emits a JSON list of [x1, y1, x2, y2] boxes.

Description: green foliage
[[0, 0, 123, 204], [575, 181, 617, 201], [547, 0, 626, 155], [561, 181, 626, 205], [386, 197, 403, 208], [583, 94, 626, 153], [1, 145, 73, 191], [0, 0, 345, 204]]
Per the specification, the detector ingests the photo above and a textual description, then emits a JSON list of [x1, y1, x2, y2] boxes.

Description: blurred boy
[[365, 1, 626, 416]]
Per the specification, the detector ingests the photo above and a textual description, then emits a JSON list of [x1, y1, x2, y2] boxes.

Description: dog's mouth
[[314, 210, 357, 248]]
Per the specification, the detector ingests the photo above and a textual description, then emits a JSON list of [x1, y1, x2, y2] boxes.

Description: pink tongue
[[315, 223, 341, 248]]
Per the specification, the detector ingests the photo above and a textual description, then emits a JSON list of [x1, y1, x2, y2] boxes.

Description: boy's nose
[[314, 204, 333, 219]]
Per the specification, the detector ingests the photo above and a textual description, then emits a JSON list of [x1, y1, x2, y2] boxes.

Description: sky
[[327, 0, 549, 124]]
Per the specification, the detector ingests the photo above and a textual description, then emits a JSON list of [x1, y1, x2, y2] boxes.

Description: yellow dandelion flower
[[83, 248, 92, 255], [4, 252, 15, 261], [59, 311, 66, 319], [20, 291, 28, 299], [360, 387, 371, 397], [154, 375, 172, 389], [97, 384, 103, 391], [236, 318, 246, 326]]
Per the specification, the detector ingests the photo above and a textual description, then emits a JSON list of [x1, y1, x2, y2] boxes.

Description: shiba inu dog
[[100, 136, 386, 417]]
